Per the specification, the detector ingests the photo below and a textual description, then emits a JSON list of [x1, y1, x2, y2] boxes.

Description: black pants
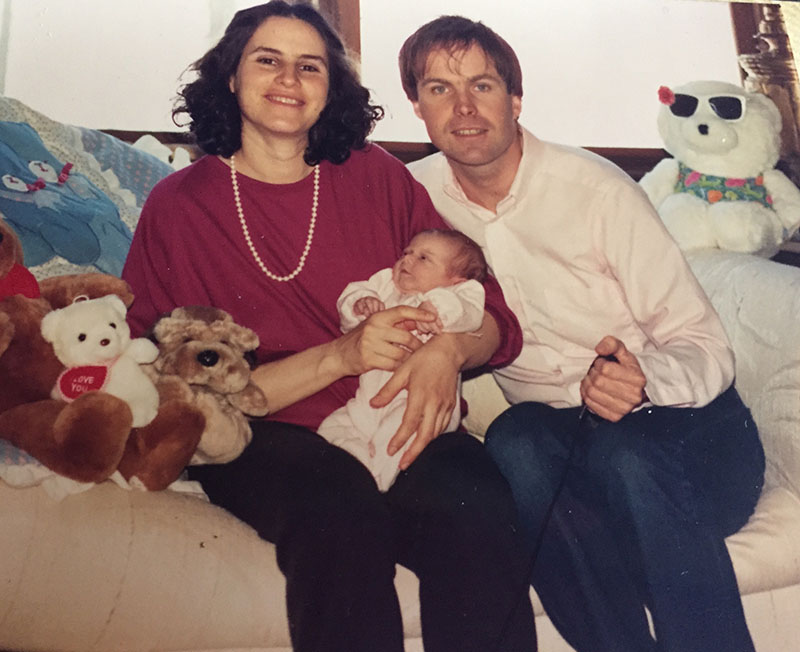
[[189, 421, 536, 652]]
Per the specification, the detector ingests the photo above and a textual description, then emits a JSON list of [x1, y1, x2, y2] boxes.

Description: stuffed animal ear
[[153, 317, 185, 347], [228, 323, 260, 353], [227, 384, 269, 417], [100, 293, 128, 317], [750, 92, 782, 129], [40, 308, 63, 344]]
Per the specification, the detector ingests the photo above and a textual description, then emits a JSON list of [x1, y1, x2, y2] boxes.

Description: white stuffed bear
[[41, 294, 160, 427], [639, 80, 800, 257]]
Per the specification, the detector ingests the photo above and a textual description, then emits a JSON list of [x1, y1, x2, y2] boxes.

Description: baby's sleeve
[[336, 267, 395, 333], [423, 280, 485, 333]]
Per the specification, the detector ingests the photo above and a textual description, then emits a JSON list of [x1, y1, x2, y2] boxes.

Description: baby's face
[[392, 233, 463, 294]]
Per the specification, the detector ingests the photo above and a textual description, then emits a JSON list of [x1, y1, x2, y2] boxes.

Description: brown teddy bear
[[145, 305, 269, 464], [0, 215, 205, 490]]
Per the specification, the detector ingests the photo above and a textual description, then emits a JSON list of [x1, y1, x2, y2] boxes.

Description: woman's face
[[229, 16, 330, 145]]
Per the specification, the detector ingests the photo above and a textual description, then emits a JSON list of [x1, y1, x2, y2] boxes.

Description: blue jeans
[[485, 386, 764, 652]]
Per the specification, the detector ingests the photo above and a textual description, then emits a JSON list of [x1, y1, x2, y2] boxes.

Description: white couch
[[1, 248, 800, 652]]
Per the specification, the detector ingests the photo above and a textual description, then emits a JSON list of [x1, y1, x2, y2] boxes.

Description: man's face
[[412, 45, 521, 169]]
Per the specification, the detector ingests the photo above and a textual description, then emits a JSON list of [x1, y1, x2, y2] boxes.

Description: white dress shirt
[[409, 126, 734, 408]]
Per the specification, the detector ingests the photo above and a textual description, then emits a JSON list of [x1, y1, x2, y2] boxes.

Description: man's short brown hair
[[398, 15, 523, 102]]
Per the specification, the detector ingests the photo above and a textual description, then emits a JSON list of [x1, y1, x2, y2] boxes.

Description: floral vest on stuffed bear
[[674, 162, 773, 208]]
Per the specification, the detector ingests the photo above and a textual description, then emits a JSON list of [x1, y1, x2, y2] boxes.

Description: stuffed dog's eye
[[78, 333, 87, 342], [109, 322, 117, 329]]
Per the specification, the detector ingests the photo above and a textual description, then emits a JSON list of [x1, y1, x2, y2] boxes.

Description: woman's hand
[[372, 334, 462, 471], [251, 305, 434, 414], [332, 305, 435, 377], [369, 312, 500, 470]]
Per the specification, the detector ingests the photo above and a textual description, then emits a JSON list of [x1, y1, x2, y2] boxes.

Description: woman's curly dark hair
[[173, 1, 383, 165]]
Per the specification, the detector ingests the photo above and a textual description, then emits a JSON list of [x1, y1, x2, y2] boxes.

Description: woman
[[121, 3, 535, 652]]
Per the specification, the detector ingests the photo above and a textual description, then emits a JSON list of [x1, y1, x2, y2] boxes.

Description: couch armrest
[[687, 250, 800, 497], [462, 373, 510, 439]]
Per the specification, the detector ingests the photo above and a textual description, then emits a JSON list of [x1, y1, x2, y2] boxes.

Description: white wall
[[0, 0, 10, 94], [0, 0, 251, 130], [361, 0, 741, 147], [1, 0, 741, 147]]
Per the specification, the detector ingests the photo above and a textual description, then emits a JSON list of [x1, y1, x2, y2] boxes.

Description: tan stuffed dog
[[145, 306, 269, 464]]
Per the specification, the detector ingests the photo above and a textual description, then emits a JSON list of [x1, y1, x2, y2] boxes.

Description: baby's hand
[[415, 300, 443, 335], [354, 296, 385, 317]]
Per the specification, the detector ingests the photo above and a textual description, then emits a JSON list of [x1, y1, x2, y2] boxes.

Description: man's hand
[[580, 335, 647, 422], [333, 305, 435, 377], [371, 334, 462, 470]]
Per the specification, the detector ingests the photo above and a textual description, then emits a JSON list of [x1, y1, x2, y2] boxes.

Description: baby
[[318, 229, 487, 491]]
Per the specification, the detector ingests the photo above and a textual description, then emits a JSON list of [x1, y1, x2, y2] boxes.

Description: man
[[400, 15, 765, 652]]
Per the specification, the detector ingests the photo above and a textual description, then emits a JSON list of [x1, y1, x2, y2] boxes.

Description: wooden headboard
[[102, 129, 668, 182], [102, 129, 800, 266]]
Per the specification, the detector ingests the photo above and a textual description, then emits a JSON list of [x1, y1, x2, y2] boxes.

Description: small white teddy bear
[[41, 294, 160, 428], [639, 80, 800, 257]]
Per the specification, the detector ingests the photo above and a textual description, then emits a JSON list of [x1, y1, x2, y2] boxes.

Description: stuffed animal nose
[[100, 339, 110, 346], [197, 350, 219, 367], [698, 124, 709, 135]]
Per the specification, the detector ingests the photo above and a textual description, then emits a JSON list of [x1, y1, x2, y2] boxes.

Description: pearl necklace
[[229, 154, 319, 282]]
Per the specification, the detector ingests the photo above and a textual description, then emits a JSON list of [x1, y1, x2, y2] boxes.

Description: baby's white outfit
[[317, 267, 485, 491]]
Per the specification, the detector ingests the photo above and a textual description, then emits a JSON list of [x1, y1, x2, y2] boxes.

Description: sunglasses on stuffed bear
[[669, 93, 746, 121]]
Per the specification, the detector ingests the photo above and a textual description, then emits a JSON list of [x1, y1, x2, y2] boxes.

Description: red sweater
[[122, 145, 521, 431]]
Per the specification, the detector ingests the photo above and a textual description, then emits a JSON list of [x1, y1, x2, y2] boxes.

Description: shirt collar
[[442, 157, 469, 204], [508, 126, 541, 200]]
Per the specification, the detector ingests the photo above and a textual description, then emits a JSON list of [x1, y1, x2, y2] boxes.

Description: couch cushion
[[462, 371, 509, 438], [3, 477, 798, 652], [727, 486, 800, 594], [0, 481, 422, 652]]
